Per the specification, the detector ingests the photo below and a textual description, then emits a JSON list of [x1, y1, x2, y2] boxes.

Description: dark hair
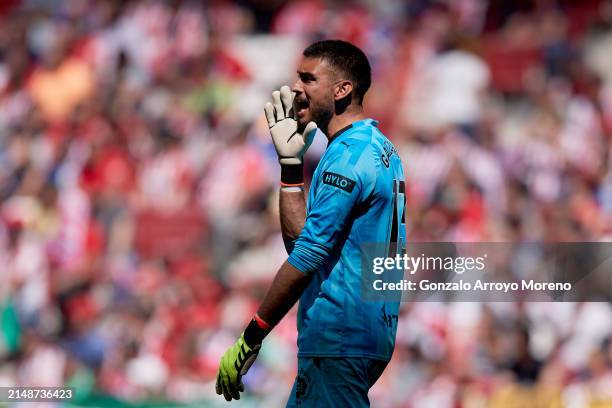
[[303, 40, 371, 104]]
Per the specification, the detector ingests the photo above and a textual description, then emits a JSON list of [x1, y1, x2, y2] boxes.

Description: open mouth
[[294, 98, 309, 117]]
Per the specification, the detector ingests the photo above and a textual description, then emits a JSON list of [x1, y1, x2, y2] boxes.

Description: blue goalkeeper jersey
[[287, 118, 406, 361]]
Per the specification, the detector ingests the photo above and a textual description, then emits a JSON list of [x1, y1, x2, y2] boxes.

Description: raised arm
[[264, 85, 317, 251]]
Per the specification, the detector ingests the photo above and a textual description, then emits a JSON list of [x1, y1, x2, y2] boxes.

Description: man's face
[[292, 57, 336, 132]]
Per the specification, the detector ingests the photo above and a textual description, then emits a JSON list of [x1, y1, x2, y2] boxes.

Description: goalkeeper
[[216, 40, 406, 407]]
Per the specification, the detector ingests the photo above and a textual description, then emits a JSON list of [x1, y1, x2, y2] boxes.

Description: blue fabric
[[287, 119, 406, 361], [285, 357, 388, 408]]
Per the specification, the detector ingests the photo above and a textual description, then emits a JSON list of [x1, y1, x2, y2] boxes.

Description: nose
[[291, 79, 303, 95]]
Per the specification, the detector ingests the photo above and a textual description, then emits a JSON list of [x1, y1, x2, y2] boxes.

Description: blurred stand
[[0, 0, 612, 406]]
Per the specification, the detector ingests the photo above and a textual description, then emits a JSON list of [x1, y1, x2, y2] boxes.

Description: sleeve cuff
[[288, 241, 328, 275]]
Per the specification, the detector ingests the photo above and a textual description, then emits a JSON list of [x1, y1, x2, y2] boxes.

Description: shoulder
[[316, 130, 380, 196], [325, 124, 381, 167]]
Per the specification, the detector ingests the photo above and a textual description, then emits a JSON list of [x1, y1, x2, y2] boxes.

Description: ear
[[334, 80, 353, 101]]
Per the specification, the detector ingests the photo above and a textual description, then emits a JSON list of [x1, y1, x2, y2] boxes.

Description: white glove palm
[[264, 86, 317, 165]]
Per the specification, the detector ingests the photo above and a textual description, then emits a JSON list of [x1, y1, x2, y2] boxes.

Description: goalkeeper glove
[[215, 316, 270, 401], [264, 86, 317, 185]]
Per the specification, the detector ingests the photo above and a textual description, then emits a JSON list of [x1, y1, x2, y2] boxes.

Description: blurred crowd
[[1, 0, 612, 406]]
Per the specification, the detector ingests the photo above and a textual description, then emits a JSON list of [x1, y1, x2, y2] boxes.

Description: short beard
[[299, 104, 332, 134]]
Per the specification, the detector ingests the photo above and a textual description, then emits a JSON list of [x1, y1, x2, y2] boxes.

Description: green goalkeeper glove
[[264, 85, 317, 166], [215, 333, 261, 401]]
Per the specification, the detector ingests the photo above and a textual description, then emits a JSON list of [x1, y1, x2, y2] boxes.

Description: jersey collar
[[328, 118, 379, 145]]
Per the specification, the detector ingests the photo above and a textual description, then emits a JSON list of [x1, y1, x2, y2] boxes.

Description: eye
[[299, 73, 316, 84]]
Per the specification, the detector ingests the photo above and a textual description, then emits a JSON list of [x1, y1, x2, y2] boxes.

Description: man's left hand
[[215, 334, 261, 401]]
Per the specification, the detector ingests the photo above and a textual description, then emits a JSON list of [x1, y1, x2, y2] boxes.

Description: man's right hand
[[265, 85, 317, 165]]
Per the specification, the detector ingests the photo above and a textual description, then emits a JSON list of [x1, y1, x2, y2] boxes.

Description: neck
[[324, 104, 366, 139]]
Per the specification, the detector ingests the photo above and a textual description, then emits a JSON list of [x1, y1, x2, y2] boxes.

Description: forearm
[[256, 260, 311, 327], [280, 188, 306, 241]]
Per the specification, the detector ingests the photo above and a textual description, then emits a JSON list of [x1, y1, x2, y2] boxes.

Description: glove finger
[[280, 85, 294, 118], [264, 102, 276, 128], [303, 121, 318, 146], [220, 374, 232, 401], [272, 90, 284, 121], [221, 366, 241, 401], [238, 380, 244, 392], [227, 380, 241, 400], [215, 373, 222, 395], [290, 89, 296, 118]]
